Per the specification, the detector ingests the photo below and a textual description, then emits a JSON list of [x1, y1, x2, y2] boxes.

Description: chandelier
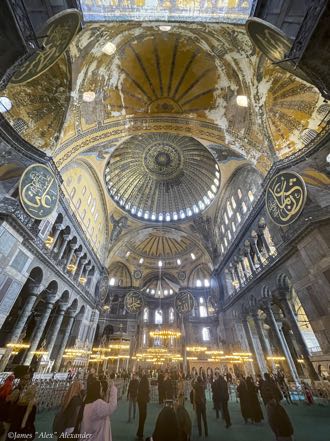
[[149, 329, 181, 339]]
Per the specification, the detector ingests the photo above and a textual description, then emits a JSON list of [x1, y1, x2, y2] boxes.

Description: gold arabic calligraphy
[[175, 291, 194, 314], [19, 165, 59, 219], [267, 172, 306, 225], [125, 292, 143, 313]]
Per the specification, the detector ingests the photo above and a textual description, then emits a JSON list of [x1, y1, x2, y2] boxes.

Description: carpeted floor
[[36, 400, 330, 441]]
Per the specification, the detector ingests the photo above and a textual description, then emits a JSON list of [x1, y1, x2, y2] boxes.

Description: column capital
[[75, 250, 83, 258], [58, 303, 67, 313], [28, 283, 43, 296], [67, 310, 76, 318], [54, 223, 64, 231], [63, 234, 71, 241]]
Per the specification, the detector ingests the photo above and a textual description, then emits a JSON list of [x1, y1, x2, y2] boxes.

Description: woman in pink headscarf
[[0, 374, 15, 441]]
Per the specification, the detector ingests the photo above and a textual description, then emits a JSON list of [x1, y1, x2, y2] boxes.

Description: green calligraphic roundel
[[11, 9, 82, 84], [124, 290, 144, 314], [266, 171, 307, 226], [175, 290, 195, 315], [19, 164, 59, 220]]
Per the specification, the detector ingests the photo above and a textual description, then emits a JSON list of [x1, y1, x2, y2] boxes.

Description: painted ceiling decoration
[[104, 133, 220, 222], [1, 18, 329, 284], [80, 0, 255, 23]]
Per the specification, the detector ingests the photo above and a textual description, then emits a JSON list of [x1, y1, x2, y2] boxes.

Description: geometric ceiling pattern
[[104, 133, 220, 222]]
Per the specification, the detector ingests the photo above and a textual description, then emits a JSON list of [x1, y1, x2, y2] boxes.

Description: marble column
[[73, 252, 83, 276], [242, 317, 260, 374], [53, 312, 75, 372], [58, 234, 70, 261], [280, 294, 318, 380], [252, 311, 271, 370], [76, 258, 87, 280], [65, 242, 77, 268], [46, 304, 67, 358], [82, 264, 91, 284], [50, 224, 63, 253], [23, 297, 56, 365], [262, 302, 299, 381], [0, 284, 41, 371], [251, 233, 263, 267]]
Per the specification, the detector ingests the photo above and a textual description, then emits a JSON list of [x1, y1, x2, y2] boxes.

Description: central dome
[[104, 133, 220, 222]]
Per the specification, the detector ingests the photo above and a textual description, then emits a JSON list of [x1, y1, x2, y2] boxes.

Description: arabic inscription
[[19, 164, 59, 219], [266, 171, 307, 226]]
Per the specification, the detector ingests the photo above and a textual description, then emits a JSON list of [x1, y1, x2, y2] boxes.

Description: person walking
[[158, 371, 164, 404], [193, 376, 208, 438], [53, 379, 84, 436], [237, 377, 250, 423], [127, 373, 139, 422], [80, 379, 117, 441], [260, 373, 283, 406], [267, 398, 294, 441], [136, 373, 150, 440], [216, 375, 231, 428], [246, 376, 263, 423], [146, 405, 180, 441], [163, 372, 174, 401], [0, 374, 15, 441], [5, 369, 37, 441]]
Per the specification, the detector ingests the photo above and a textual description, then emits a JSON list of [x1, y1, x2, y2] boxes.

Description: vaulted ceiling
[[2, 21, 327, 287]]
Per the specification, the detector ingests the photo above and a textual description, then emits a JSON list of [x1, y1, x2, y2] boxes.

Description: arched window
[[221, 225, 225, 233], [76, 198, 81, 209], [202, 327, 210, 341], [237, 212, 241, 223], [81, 209, 86, 220], [224, 237, 228, 247], [204, 279, 210, 287], [169, 307, 174, 323], [143, 331, 147, 346], [88, 194, 92, 206], [227, 201, 233, 218], [228, 230, 232, 240], [82, 186, 86, 195], [231, 196, 236, 209], [232, 222, 236, 232], [143, 307, 149, 323], [248, 190, 254, 202], [224, 213, 228, 224], [70, 187, 76, 199], [242, 202, 247, 213], [196, 279, 202, 287], [238, 188, 242, 199], [199, 297, 207, 317], [221, 244, 224, 253], [109, 277, 115, 286], [155, 309, 163, 324]]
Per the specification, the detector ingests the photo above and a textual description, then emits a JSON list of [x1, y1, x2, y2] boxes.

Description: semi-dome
[[104, 133, 220, 222]]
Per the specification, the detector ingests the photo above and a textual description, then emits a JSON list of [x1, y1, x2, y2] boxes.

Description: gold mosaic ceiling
[[1, 20, 328, 276], [3, 22, 325, 173]]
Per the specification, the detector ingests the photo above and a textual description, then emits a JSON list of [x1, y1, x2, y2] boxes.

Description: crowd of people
[[0, 365, 308, 441]]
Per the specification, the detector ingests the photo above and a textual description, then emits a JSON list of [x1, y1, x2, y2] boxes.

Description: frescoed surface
[[80, 0, 255, 23]]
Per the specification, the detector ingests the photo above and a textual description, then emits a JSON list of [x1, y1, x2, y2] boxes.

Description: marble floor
[[36, 399, 330, 441]]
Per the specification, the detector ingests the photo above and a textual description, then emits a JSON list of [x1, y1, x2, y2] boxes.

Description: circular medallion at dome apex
[[104, 133, 220, 222]]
